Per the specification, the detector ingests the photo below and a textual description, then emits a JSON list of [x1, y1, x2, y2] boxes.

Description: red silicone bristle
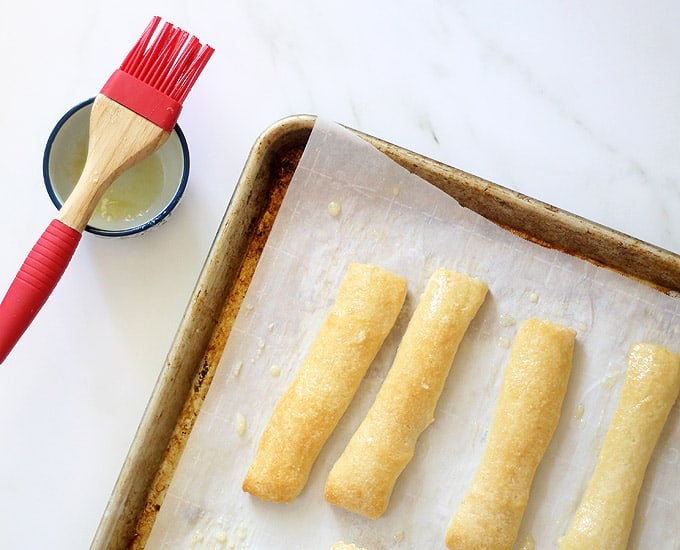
[[119, 16, 162, 74], [118, 16, 214, 104]]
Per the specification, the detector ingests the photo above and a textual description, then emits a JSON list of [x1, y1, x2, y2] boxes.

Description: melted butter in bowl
[[43, 97, 189, 237]]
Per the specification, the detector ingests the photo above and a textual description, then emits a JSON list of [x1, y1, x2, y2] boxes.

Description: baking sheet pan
[[91, 115, 680, 550]]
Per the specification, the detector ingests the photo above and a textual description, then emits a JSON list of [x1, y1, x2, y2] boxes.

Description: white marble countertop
[[0, 1, 678, 548]]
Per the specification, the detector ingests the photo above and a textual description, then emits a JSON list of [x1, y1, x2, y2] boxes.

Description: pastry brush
[[0, 16, 213, 364]]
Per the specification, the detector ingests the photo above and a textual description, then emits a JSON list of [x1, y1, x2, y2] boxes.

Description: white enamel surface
[[0, 2, 678, 548]]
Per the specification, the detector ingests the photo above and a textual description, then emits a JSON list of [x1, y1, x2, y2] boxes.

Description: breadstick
[[446, 318, 576, 550], [558, 343, 680, 550], [330, 543, 366, 550], [242, 263, 407, 503], [325, 268, 488, 519]]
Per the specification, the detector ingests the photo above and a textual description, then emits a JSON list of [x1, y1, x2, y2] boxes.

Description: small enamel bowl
[[43, 97, 190, 237]]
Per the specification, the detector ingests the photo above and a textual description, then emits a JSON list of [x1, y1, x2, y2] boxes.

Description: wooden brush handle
[[0, 97, 168, 365], [58, 95, 169, 232], [0, 220, 81, 364]]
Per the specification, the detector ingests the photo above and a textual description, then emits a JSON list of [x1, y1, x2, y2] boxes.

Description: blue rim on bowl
[[43, 97, 190, 237]]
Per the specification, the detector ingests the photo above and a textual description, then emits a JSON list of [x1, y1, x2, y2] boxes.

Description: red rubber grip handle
[[0, 219, 82, 364]]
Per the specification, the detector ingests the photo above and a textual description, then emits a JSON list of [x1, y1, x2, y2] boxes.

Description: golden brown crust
[[558, 343, 680, 550], [242, 263, 407, 503], [325, 269, 488, 519], [446, 318, 576, 550]]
